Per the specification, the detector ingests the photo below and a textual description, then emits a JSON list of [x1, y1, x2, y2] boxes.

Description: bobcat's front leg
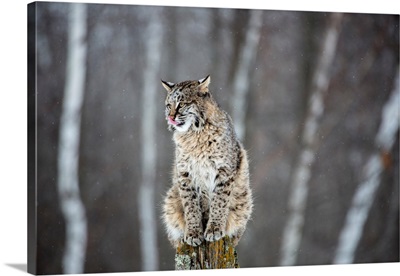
[[178, 171, 204, 246], [204, 167, 234, 242]]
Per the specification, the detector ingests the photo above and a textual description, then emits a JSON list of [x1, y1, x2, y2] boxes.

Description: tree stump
[[175, 236, 240, 270]]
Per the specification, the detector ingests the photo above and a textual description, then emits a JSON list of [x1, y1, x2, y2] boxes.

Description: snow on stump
[[175, 236, 239, 270]]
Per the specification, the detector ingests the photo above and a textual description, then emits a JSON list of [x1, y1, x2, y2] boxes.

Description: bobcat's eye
[[177, 102, 185, 110]]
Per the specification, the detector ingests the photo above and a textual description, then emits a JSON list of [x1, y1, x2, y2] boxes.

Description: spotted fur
[[161, 75, 253, 248]]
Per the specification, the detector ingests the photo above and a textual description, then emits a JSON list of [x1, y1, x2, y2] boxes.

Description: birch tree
[[57, 3, 88, 274], [231, 10, 263, 141], [279, 13, 344, 266], [138, 7, 163, 271], [333, 68, 399, 264]]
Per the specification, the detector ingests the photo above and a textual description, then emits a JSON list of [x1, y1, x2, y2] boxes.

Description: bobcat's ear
[[197, 75, 211, 94], [161, 79, 174, 93]]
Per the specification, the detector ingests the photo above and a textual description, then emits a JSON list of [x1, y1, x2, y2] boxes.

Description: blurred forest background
[[30, 1, 399, 274]]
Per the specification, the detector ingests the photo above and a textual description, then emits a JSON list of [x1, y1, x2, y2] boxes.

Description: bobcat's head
[[161, 75, 210, 133]]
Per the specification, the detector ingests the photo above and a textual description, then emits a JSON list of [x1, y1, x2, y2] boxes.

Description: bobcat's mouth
[[168, 116, 184, 127]]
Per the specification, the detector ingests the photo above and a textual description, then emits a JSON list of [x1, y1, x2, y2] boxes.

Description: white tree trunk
[[279, 13, 343, 266], [57, 3, 88, 274], [138, 7, 162, 271], [231, 10, 263, 141], [333, 68, 399, 264]]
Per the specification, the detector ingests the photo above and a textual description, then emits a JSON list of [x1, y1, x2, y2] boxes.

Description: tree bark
[[279, 13, 344, 266], [57, 3, 88, 274], [333, 67, 399, 264], [138, 7, 163, 271], [175, 236, 239, 270], [231, 10, 263, 141]]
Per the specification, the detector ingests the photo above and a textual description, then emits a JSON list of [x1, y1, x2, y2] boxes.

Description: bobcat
[[161, 75, 253, 248]]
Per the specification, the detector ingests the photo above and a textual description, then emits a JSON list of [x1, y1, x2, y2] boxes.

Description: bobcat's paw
[[204, 223, 225, 242], [184, 228, 204, 247]]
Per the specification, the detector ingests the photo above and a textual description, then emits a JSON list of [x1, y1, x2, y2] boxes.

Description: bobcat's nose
[[168, 109, 177, 119]]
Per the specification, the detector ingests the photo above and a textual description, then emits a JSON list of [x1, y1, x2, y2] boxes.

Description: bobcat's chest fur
[[175, 132, 222, 195], [188, 153, 216, 192]]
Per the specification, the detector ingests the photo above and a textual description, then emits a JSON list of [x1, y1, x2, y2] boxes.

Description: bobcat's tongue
[[168, 116, 178, 126]]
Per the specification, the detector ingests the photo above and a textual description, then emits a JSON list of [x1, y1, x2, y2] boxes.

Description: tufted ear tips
[[161, 79, 174, 93], [198, 75, 211, 94]]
